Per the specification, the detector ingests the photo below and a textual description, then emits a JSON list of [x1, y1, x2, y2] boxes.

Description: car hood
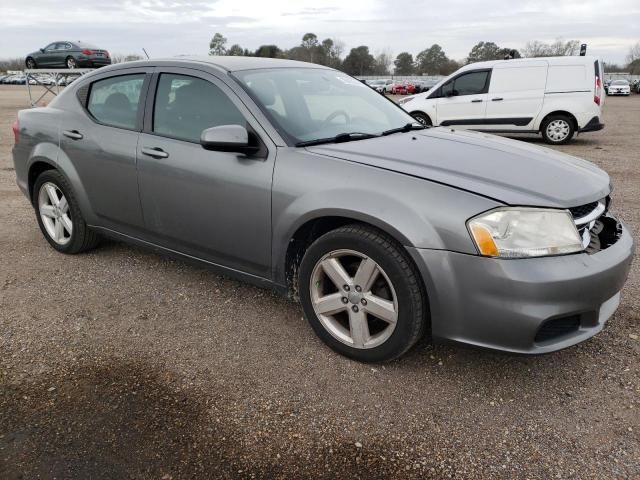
[[306, 127, 610, 207]]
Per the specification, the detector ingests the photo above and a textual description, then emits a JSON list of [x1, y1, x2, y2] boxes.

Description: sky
[[1, 0, 639, 64]]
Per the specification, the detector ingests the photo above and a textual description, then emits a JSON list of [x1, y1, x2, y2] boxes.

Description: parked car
[[12, 57, 634, 362], [365, 79, 388, 94], [399, 56, 605, 144], [25, 41, 111, 69], [390, 82, 407, 95], [604, 79, 611, 94], [413, 79, 439, 93], [607, 79, 631, 96]]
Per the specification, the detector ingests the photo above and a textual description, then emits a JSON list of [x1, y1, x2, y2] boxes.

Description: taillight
[[12, 118, 19, 145], [594, 76, 601, 105], [82, 48, 93, 55]]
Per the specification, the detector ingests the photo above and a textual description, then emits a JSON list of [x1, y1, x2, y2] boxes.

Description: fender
[[270, 150, 500, 286]]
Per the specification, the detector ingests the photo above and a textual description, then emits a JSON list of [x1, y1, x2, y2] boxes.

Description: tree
[[393, 52, 415, 75], [254, 45, 282, 58], [466, 42, 503, 63], [416, 44, 449, 75], [373, 50, 393, 75], [342, 46, 376, 75], [227, 44, 244, 56], [627, 41, 640, 73], [209, 33, 227, 56], [300, 33, 318, 63], [521, 39, 580, 57], [441, 59, 461, 76]]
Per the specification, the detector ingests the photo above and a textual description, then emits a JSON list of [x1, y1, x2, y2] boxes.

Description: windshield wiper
[[381, 123, 426, 136], [295, 132, 380, 147]]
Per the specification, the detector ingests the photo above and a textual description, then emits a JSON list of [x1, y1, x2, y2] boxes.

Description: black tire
[[25, 57, 36, 69], [298, 224, 429, 362], [541, 114, 575, 145], [33, 170, 100, 254], [411, 112, 432, 127], [65, 56, 77, 69]]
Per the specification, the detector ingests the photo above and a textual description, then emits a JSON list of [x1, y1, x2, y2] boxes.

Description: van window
[[547, 65, 588, 92], [489, 66, 547, 93], [441, 70, 489, 97]]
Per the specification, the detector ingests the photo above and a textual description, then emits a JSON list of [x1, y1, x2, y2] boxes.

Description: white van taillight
[[594, 76, 601, 105], [11, 118, 19, 145]]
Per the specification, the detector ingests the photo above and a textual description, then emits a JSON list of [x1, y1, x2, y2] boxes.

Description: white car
[[398, 56, 605, 144], [607, 79, 631, 96]]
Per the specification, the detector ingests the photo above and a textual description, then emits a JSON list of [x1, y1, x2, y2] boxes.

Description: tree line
[[209, 33, 640, 76]]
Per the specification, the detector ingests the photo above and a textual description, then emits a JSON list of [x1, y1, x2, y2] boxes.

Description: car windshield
[[233, 68, 416, 145], [611, 80, 629, 85]]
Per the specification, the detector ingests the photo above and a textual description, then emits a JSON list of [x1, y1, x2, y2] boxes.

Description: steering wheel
[[323, 110, 350, 125]]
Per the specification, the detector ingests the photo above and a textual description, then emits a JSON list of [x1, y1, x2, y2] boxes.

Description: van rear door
[[482, 61, 547, 131]]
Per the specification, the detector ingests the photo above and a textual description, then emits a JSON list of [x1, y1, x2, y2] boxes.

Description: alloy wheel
[[66, 57, 77, 69], [309, 249, 398, 349], [546, 119, 570, 142], [38, 182, 72, 245]]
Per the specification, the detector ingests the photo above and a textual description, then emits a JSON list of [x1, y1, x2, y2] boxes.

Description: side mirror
[[40, 48, 45, 53], [200, 125, 259, 155]]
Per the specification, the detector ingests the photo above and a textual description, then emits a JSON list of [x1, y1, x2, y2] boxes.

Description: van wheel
[[411, 112, 432, 127], [541, 115, 575, 144], [298, 224, 428, 363]]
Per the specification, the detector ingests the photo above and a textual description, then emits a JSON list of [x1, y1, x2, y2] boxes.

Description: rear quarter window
[[87, 74, 145, 129]]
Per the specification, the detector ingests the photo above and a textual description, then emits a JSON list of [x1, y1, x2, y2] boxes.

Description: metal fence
[[356, 75, 445, 82]]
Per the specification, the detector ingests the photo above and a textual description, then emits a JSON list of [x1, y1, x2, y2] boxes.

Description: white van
[[398, 56, 604, 144]]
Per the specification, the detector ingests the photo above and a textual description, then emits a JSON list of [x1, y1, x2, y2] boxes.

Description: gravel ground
[[0, 85, 638, 479]]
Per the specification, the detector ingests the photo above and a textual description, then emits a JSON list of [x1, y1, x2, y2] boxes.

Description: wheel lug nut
[[343, 285, 350, 291], [361, 299, 367, 306], [342, 297, 348, 304], [352, 305, 359, 313], [355, 285, 361, 292]]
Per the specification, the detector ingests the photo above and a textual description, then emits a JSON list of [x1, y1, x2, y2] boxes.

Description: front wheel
[[25, 57, 36, 69], [298, 224, 428, 362], [411, 112, 432, 127], [541, 115, 575, 144]]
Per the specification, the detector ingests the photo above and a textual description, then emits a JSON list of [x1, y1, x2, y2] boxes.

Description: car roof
[[112, 55, 331, 73]]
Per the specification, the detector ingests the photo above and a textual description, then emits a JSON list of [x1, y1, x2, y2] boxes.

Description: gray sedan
[[12, 57, 634, 362]]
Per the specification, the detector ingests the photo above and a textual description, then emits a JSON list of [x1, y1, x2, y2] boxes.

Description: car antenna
[[142, 48, 150, 59]]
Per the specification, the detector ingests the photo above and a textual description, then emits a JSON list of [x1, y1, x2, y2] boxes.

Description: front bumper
[[408, 216, 634, 354]]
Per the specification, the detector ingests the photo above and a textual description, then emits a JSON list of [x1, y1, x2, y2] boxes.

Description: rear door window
[[87, 74, 145, 129], [152, 73, 245, 143]]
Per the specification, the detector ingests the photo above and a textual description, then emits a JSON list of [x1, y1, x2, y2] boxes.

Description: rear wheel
[[25, 57, 36, 69], [66, 56, 77, 69], [298, 224, 428, 362], [541, 115, 575, 144], [34, 170, 99, 254], [411, 112, 432, 127]]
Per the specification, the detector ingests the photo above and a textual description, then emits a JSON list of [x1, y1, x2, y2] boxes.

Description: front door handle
[[63, 130, 83, 140], [492, 97, 504, 102], [471, 99, 483, 103], [141, 147, 169, 159]]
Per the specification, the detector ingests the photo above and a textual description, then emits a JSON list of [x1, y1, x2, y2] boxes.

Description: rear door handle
[[141, 147, 169, 159], [471, 99, 483, 103], [63, 130, 83, 140], [492, 97, 504, 101]]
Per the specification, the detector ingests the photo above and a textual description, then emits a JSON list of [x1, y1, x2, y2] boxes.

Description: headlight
[[467, 208, 583, 258], [398, 97, 411, 105]]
